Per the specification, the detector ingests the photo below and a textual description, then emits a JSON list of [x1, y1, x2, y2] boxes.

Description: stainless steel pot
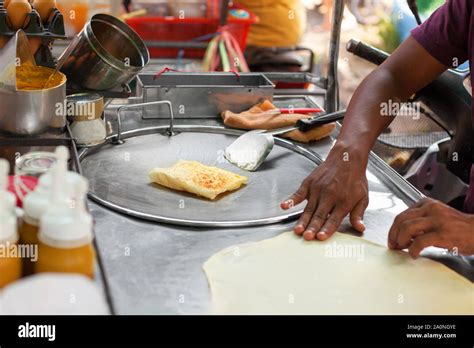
[[61, 14, 150, 91], [0, 77, 67, 135], [0, 31, 67, 136]]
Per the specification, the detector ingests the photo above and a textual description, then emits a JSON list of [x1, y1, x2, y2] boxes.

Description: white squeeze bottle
[[0, 158, 16, 212], [20, 146, 82, 276], [0, 159, 21, 288], [35, 159, 95, 279]]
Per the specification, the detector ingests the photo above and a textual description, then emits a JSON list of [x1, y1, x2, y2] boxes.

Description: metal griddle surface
[[80, 128, 319, 227]]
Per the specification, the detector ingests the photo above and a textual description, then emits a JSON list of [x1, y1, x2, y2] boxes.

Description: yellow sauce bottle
[[20, 174, 51, 276], [0, 159, 21, 288], [36, 155, 95, 279], [20, 147, 83, 276]]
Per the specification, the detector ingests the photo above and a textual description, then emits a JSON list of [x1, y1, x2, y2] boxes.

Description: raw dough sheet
[[203, 232, 474, 314]]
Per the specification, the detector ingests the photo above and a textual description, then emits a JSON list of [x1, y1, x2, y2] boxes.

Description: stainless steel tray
[[79, 125, 322, 227], [137, 72, 274, 119]]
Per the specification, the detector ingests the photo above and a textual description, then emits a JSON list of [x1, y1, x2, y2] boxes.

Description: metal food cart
[[1, 0, 472, 315]]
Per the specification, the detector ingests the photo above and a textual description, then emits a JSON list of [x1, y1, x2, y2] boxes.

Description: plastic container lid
[[39, 151, 93, 249], [0, 159, 18, 244], [23, 147, 83, 225], [15, 151, 58, 177]]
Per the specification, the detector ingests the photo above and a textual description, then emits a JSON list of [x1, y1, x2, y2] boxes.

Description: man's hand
[[281, 142, 369, 241], [278, 36, 449, 243], [388, 198, 474, 258]]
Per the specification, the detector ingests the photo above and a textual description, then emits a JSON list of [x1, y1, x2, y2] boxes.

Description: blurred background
[[55, 0, 447, 105], [53, 0, 452, 173]]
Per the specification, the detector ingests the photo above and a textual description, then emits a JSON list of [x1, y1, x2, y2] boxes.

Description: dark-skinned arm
[[281, 36, 448, 241]]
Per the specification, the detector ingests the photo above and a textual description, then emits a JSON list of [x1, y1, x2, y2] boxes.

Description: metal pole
[[325, 0, 344, 113], [220, 0, 230, 26], [407, 0, 422, 25]]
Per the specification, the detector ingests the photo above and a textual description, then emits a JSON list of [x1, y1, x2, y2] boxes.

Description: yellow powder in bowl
[[16, 63, 66, 90]]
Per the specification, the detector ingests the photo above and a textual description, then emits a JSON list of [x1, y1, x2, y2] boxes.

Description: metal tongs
[[225, 109, 346, 171]]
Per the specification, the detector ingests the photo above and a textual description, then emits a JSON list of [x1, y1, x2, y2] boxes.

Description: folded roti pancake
[[149, 160, 248, 200]]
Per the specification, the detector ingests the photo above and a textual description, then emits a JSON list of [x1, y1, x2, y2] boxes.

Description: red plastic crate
[[126, 6, 257, 59]]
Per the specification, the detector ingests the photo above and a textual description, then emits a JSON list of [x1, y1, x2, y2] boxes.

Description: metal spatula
[[0, 30, 36, 92], [43, 35, 80, 89], [225, 110, 346, 171]]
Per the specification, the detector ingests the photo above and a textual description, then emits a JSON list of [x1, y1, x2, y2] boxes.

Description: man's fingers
[[395, 218, 434, 249], [302, 196, 335, 241], [316, 206, 347, 241], [349, 197, 368, 233], [388, 207, 426, 249], [294, 194, 319, 235], [408, 232, 442, 259], [281, 181, 310, 210]]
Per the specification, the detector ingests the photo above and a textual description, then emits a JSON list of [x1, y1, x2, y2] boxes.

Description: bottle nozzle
[[0, 158, 9, 191], [72, 177, 89, 216], [75, 178, 89, 198], [0, 159, 10, 213], [55, 146, 69, 172], [51, 146, 70, 205]]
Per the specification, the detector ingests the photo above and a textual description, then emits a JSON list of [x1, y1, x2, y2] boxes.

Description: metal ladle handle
[[296, 109, 346, 132], [114, 100, 175, 144], [267, 109, 346, 136]]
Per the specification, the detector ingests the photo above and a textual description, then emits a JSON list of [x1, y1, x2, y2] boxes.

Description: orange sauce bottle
[[0, 235, 22, 289], [20, 147, 83, 276], [0, 159, 21, 288], [20, 175, 50, 276], [35, 156, 95, 279]]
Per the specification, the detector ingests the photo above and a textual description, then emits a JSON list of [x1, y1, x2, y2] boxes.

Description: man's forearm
[[334, 66, 414, 161], [328, 36, 447, 169]]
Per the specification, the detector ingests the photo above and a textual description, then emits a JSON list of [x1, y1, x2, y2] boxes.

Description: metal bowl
[[61, 14, 150, 91]]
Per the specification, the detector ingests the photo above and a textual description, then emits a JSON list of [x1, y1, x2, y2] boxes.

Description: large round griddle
[[79, 126, 321, 227]]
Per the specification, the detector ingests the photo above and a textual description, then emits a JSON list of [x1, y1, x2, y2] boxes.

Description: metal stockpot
[[61, 14, 150, 91], [0, 78, 67, 135], [0, 30, 67, 136]]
